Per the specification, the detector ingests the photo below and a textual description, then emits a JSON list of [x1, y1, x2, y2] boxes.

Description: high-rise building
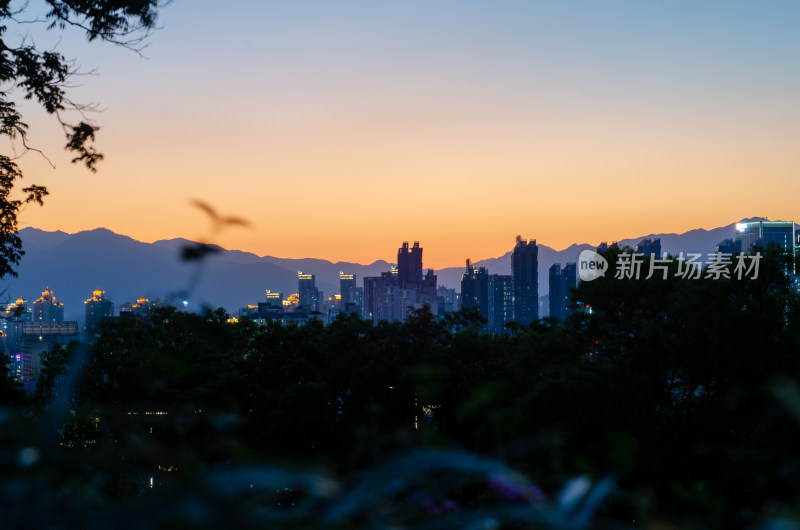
[[549, 264, 564, 322], [735, 219, 795, 254], [488, 274, 513, 334], [461, 259, 489, 321], [436, 286, 459, 314], [364, 242, 439, 324], [255, 291, 286, 319], [563, 264, 577, 299], [539, 294, 550, 319], [33, 288, 64, 322], [549, 263, 577, 322], [397, 241, 423, 289], [298, 271, 321, 312], [339, 271, 361, 314], [353, 287, 364, 316], [512, 236, 538, 325], [265, 290, 283, 308], [735, 218, 796, 274], [21, 321, 79, 382], [420, 269, 438, 304], [636, 238, 662, 258], [363, 269, 400, 324], [362, 275, 381, 322], [84, 289, 115, 338], [2, 298, 32, 382]]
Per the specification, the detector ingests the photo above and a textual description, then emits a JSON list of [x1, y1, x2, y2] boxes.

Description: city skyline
[[8, 218, 795, 330], [2, 4, 799, 526], [5, 216, 797, 321], [9, 1, 800, 269]]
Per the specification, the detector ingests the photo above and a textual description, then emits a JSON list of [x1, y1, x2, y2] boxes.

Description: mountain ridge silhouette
[[6, 220, 768, 322]]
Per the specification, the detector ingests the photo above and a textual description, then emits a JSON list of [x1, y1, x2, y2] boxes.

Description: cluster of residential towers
[[240, 237, 577, 333], [2, 289, 169, 386]]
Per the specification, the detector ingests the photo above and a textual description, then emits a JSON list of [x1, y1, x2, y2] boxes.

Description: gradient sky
[[11, 0, 800, 269]]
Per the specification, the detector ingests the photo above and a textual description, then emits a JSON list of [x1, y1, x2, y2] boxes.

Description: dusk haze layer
[[12, 0, 800, 269]]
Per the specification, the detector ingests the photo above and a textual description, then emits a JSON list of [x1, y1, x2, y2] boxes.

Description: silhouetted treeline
[[4, 246, 800, 527]]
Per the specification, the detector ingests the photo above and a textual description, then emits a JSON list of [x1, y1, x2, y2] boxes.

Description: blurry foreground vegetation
[[2, 247, 800, 528]]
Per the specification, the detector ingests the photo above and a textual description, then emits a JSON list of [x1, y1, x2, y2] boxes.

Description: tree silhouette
[[0, 351, 22, 404], [0, 0, 163, 277]]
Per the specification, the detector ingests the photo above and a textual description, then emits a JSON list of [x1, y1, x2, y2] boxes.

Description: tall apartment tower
[[549, 264, 564, 322], [339, 271, 356, 306], [364, 241, 438, 324], [735, 218, 797, 275], [21, 321, 79, 382], [298, 271, 321, 312], [339, 271, 361, 315], [549, 263, 577, 323], [460, 259, 489, 321], [84, 289, 115, 337], [33, 288, 64, 322], [397, 241, 423, 289], [265, 290, 283, 308], [2, 298, 32, 382], [563, 264, 577, 301], [512, 236, 538, 325], [488, 274, 513, 334], [735, 219, 795, 255]]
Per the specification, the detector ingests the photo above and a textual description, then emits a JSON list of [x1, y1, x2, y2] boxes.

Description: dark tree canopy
[[0, 0, 163, 277], [11, 246, 800, 527]]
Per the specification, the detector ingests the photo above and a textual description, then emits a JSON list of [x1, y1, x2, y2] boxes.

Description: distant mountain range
[[2, 220, 760, 322]]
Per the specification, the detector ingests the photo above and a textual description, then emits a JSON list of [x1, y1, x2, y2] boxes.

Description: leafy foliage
[[3, 250, 800, 527], [0, 0, 163, 277], [0, 351, 22, 402]]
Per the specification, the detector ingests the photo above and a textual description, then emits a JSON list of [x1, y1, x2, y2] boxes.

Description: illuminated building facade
[[285, 293, 300, 310], [238, 305, 259, 319], [265, 290, 283, 308], [512, 236, 538, 325], [84, 289, 115, 338], [2, 298, 32, 381], [20, 321, 80, 383], [33, 288, 64, 322], [258, 290, 286, 319], [735, 219, 795, 255], [298, 271, 321, 312], [119, 298, 170, 318], [735, 218, 796, 275]]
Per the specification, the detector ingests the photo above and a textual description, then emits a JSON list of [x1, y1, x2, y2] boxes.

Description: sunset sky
[[12, 0, 800, 269]]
